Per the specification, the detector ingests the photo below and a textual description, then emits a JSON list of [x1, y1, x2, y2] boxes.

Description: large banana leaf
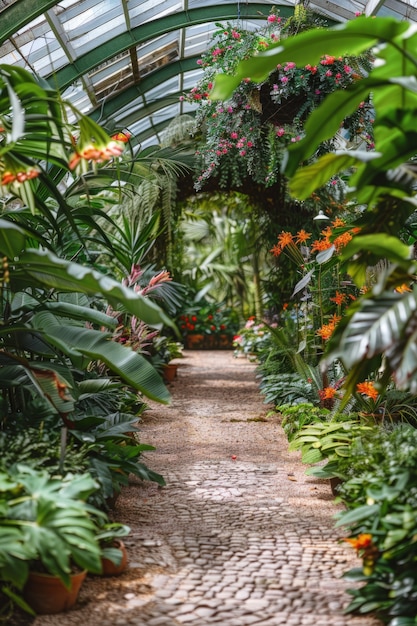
[[32, 322, 171, 404], [10, 248, 173, 330]]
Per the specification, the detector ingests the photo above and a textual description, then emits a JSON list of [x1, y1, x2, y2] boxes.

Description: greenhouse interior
[[1, 1, 417, 625]]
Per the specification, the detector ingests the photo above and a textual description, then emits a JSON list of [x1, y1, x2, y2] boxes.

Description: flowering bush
[[233, 317, 272, 358], [178, 302, 240, 337], [182, 10, 373, 191]]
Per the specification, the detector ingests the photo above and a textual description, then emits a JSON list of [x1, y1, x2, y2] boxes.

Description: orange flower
[[270, 243, 282, 257], [395, 283, 412, 293], [111, 131, 131, 143], [277, 231, 294, 248], [333, 231, 353, 251], [295, 229, 311, 244], [69, 140, 125, 170], [316, 315, 341, 341], [330, 290, 347, 306], [319, 386, 337, 400], [1, 168, 40, 186], [344, 533, 373, 552], [356, 381, 379, 401], [311, 238, 332, 252], [316, 323, 335, 341], [331, 218, 346, 228]]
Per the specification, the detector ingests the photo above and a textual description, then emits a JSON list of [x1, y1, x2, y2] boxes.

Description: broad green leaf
[[340, 234, 411, 265], [42, 325, 171, 404], [335, 503, 380, 527], [40, 303, 118, 329], [13, 248, 173, 329], [0, 219, 27, 258], [289, 151, 380, 200]]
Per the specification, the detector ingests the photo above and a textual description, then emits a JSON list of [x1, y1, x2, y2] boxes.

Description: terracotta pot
[[185, 333, 205, 349], [23, 569, 86, 614], [217, 334, 232, 349], [162, 363, 178, 383], [101, 539, 128, 576]]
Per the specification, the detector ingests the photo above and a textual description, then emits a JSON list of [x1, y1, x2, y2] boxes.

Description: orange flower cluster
[[344, 533, 373, 552], [330, 290, 347, 306], [319, 386, 338, 400], [310, 220, 359, 254], [316, 314, 341, 341], [270, 231, 294, 256], [1, 168, 40, 186], [111, 131, 131, 143], [356, 381, 378, 401], [395, 283, 412, 294], [69, 140, 125, 170], [270, 230, 312, 257]]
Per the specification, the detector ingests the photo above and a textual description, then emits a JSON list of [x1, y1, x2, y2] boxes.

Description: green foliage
[[0, 467, 105, 588], [336, 424, 417, 622], [279, 402, 331, 441], [289, 417, 373, 466], [212, 15, 417, 399]]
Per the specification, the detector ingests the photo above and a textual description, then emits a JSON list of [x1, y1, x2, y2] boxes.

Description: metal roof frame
[[1, 0, 416, 146]]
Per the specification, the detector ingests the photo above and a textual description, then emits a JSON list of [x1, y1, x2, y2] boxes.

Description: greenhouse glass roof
[[0, 0, 416, 147]]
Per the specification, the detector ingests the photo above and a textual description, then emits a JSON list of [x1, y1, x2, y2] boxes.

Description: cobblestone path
[[34, 350, 382, 626]]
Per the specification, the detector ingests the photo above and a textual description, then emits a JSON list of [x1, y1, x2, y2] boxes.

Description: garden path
[[32, 350, 382, 626]]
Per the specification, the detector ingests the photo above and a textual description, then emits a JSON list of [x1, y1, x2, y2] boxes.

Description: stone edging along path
[[34, 350, 383, 626]]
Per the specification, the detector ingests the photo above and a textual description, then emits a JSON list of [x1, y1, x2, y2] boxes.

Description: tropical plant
[[212, 15, 417, 401], [0, 465, 106, 619], [335, 424, 417, 623]]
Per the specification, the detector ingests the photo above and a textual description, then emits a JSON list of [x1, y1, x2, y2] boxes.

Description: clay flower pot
[[162, 362, 178, 383], [23, 569, 87, 614], [101, 539, 128, 576]]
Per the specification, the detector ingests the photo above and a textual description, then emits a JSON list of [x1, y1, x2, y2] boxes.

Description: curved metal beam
[[0, 0, 59, 44], [89, 57, 198, 124]]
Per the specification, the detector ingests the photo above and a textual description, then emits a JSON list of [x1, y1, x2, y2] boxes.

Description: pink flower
[[276, 128, 285, 137], [267, 15, 277, 22], [239, 149, 246, 156], [344, 65, 352, 73], [247, 141, 254, 148], [227, 106, 233, 113], [196, 59, 203, 66], [272, 84, 279, 91], [212, 48, 223, 57], [280, 76, 288, 84], [230, 132, 238, 139], [231, 30, 241, 39], [325, 70, 332, 77], [284, 62, 296, 71]]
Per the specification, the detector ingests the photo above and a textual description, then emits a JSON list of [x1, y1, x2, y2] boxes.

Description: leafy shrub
[[337, 424, 417, 623]]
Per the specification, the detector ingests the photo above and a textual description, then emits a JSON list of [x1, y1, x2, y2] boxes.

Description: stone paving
[[34, 350, 382, 626]]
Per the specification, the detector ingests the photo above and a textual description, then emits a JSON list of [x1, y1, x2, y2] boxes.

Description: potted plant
[[151, 336, 183, 381], [0, 465, 106, 615], [96, 522, 130, 576]]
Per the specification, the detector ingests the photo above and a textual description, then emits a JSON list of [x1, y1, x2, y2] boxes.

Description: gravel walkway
[[33, 350, 382, 626]]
